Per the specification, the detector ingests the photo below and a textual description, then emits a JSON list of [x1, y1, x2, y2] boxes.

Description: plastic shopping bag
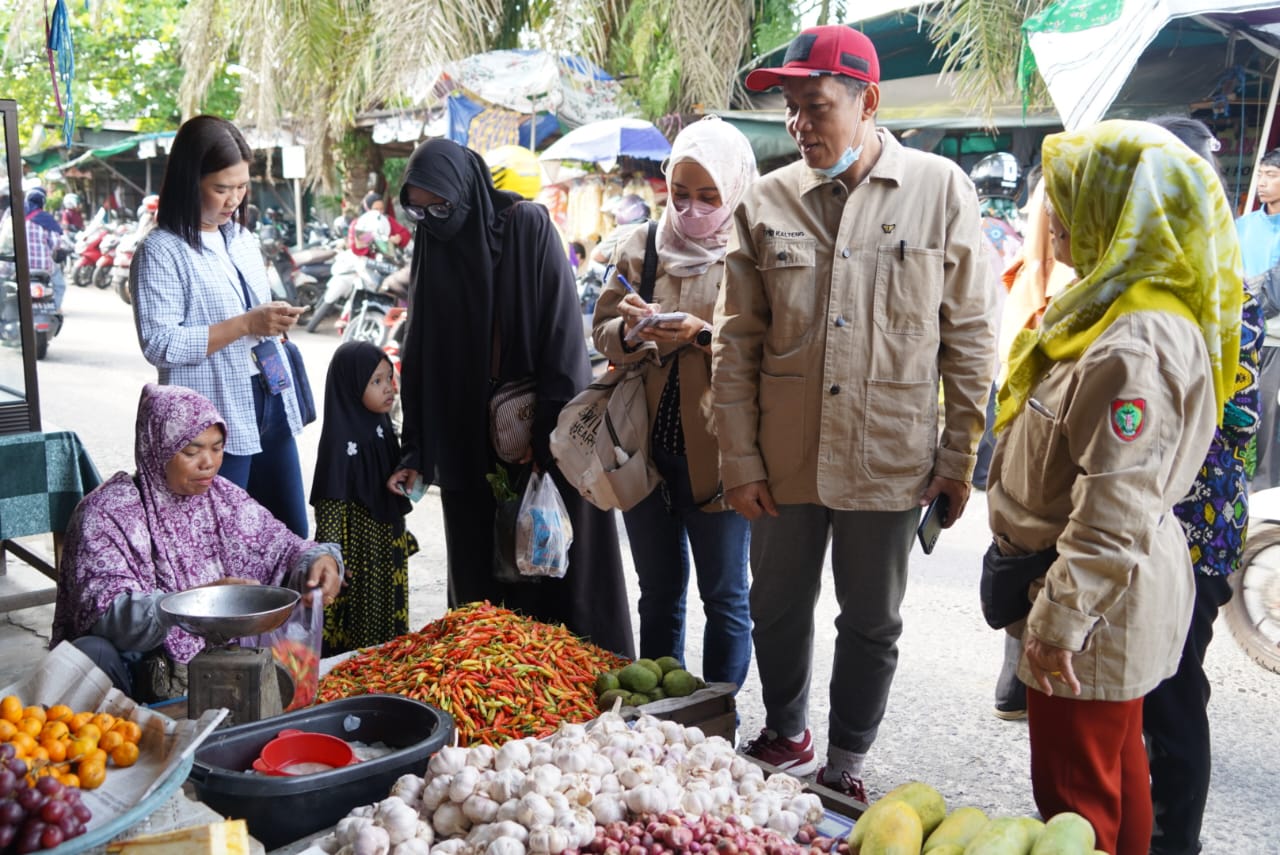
[[515, 472, 574, 578], [246, 590, 322, 712]]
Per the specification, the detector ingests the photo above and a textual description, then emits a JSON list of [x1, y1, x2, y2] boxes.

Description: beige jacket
[[987, 312, 1218, 701], [712, 131, 998, 509], [592, 226, 725, 508]]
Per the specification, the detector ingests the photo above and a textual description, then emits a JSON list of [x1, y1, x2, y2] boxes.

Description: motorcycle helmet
[[969, 153, 1020, 200], [353, 210, 392, 255], [138, 194, 160, 218], [602, 193, 650, 226], [62, 193, 80, 209], [484, 145, 543, 200]]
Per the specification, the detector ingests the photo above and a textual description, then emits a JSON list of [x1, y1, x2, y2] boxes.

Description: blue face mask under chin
[[815, 141, 863, 179]]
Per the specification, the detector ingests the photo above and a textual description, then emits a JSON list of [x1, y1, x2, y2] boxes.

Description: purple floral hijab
[[52, 384, 310, 662]]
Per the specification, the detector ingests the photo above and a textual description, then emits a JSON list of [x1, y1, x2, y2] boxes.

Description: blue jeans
[[220, 382, 309, 537], [622, 446, 751, 688], [50, 266, 65, 311]]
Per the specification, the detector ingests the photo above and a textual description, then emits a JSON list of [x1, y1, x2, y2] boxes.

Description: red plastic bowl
[[251, 729, 357, 776]]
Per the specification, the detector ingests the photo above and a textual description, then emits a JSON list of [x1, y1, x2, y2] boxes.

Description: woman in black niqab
[[391, 139, 635, 658]]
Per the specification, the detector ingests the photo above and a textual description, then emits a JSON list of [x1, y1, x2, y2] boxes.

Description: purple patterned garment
[[51, 384, 312, 662]]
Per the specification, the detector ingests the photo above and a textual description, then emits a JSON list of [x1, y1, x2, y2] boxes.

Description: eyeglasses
[[403, 201, 453, 222]]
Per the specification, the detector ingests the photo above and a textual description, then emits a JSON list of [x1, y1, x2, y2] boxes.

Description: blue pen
[[616, 271, 637, 295]]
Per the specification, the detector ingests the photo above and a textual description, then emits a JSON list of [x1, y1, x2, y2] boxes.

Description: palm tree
[[924, 0, 1056, 119]]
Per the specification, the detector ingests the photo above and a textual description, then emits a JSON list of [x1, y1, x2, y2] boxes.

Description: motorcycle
[[336, 253, 409, 346], [92, 223, 130, 290], [259, 224, 320, 312], [110, 212, 157, 305], [577, 267, 606, 366], [1228, 487, 1280, 673], [1, 270, 62, 360]]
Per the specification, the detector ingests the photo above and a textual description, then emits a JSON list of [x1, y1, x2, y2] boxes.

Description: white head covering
[[656, 116, 758, 277]]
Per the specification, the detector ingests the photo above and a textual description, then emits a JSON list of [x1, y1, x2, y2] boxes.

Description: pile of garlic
[[316, 709, 824, 855]]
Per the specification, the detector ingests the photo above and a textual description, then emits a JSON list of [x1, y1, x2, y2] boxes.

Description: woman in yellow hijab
[[985, 120, 1241, 855]]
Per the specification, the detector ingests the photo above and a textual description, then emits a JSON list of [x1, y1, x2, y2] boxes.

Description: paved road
[[20, 283, 1280, 849]]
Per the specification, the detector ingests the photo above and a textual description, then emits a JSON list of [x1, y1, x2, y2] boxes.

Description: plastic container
[[251, 728, 357, 776], [188, 695, 453, 849]]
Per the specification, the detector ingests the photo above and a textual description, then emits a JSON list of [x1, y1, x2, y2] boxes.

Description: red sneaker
[[816, 765, 868, 803], [740, 728, 818, 776]]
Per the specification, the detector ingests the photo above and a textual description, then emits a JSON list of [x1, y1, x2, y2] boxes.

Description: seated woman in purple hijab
[[50, 384, 344, 701]]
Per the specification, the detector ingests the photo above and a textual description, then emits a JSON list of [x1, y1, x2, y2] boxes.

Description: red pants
[[1027, 690, 1151, 855]]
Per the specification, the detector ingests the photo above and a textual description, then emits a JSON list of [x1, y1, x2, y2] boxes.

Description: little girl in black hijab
[[312, 341, 419, 654]]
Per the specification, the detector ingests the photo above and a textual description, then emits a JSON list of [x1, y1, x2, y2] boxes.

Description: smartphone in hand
[[916, 493, 951, 555]]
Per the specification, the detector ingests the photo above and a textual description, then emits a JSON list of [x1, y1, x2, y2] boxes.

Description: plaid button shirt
[[131, 224, 302, 456], [25, 216, 60, 273]]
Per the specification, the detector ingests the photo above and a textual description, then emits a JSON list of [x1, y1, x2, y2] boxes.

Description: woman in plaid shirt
[[131, 116, 311, 536]]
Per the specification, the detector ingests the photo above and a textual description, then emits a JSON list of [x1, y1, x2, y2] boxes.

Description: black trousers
[[1142, 574, 1232, 855]]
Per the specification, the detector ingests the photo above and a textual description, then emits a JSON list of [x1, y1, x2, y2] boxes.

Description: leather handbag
[[281, 336, 317, 426], [979, 540, 1059, 629]]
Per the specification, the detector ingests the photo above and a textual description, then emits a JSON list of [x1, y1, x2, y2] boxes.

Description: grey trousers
[[1252, 345, 1280, 490], [748, 503, 919, 754]]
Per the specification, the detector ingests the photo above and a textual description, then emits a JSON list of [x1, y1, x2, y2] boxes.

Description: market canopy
[[58, 131, 176, 170], [440, 49, 626, 129], [539, 118, 672, 169], [1024, 0, 1280, 130]]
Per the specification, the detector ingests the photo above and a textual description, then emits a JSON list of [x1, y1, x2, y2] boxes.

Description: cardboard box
[[620, 681, 737, 742]]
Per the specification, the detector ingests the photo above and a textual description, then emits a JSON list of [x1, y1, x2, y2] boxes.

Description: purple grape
[[63, 788, 81, 804], [6, 758, 27, 778], [0, 743, 14, 761], [15, 787, 43, 812], [0, 824, 15, 848], [40, 823, 65, 848], [34, 776, 62, 797], [58, 812, 80, 835], [71, 801, 92, 822], [0, 767, 15, 797], [40, 799, 68, 824], [0, 798, 23, 824], [15, 820, 44, 854]]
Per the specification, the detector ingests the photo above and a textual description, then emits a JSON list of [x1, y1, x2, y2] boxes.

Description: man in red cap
[[712, 24, 997, 798]]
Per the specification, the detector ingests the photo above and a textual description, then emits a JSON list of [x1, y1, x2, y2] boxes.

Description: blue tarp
[[446, 93, 562, 149]]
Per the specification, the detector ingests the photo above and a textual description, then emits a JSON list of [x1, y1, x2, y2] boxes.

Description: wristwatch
[[695, 327, 713, 347]]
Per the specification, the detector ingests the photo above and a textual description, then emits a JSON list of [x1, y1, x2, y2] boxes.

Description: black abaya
[[398, 141, 635, 658]]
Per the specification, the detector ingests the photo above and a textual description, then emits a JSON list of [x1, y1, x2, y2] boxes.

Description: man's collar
[[797, 128, 903, 196]]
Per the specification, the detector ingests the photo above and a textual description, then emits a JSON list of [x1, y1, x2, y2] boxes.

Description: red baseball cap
[[745, 25, 880, 92]]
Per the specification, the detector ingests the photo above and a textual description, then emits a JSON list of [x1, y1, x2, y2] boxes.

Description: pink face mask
[[672, 197, 732, 240]]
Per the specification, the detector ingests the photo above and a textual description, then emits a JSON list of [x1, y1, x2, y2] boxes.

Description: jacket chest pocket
[[873, 245, 943, 335], [757, 237, 817, 345], [1000, 399, 1066, 506]]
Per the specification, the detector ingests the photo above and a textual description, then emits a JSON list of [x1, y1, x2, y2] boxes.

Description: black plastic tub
[[188, 694, 453, 849]]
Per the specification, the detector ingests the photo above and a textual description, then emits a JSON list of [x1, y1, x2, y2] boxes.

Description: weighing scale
[[159, 585, 300, 725]]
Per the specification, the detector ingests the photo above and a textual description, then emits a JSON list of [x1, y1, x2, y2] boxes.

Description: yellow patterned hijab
[[995, 120, 1242, 433]]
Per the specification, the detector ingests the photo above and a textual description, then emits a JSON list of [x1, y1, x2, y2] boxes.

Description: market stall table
[[0, 430, 100, 613]]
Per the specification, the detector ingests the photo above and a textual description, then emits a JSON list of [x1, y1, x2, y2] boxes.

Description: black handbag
[[979, 540, 1058, 629], [282, 337, 317, 425]]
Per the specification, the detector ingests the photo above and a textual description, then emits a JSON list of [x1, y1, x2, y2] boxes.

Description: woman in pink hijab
[[51, 384, 343, 700]]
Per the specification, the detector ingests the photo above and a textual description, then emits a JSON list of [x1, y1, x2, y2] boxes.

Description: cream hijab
[[656, 116, 758, 277]]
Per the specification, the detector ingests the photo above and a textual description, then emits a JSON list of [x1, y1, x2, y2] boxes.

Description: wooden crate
[[620, 681, 737, 742]]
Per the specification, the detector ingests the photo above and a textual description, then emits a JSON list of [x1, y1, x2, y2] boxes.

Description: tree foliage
[[0, 0, 238, 149]]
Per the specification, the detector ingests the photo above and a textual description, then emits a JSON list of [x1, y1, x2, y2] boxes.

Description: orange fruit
[[0, 696, 22, 724], [40, 721, 68, 742], [21, 706, 45, 725], [45, 704, 73, 724], [98, 731, 124, 753], [73, 723, 101, 743], [0, 720, 16, 741], [18, 717, 43, 738], [88, 748, 107, 766], [28, 745, 49, 765], [40, 738, 67, 764], [110, 742, 139, 768], [68, 712, 94, 733], [60, 772, 80, 788], [111, 720, 142, 744], [9, 733, 36, 757], [90, 713, 116, 733], [77, 759, 106, 790], [67, 736, 96, 761]]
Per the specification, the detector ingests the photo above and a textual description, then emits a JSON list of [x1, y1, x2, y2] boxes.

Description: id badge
[[250, 339, 292, 396]]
